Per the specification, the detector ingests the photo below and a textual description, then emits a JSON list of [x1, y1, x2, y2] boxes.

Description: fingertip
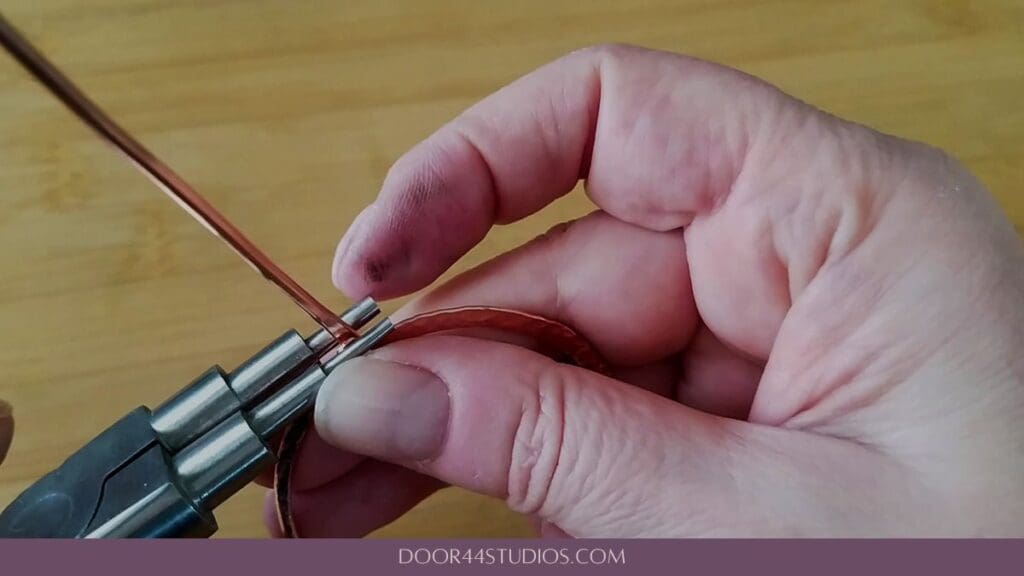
[[315, 356, 450, 462], [332, 203, 384, 297], [333, 200, 439, 300], [333, 131, 499, 299]]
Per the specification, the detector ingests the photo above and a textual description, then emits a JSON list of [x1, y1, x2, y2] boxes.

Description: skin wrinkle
[[791, 150, 1011, 437], [408, 145, 462, 256], [552, 371, 569, 529], [807, 356, 949, 456], [559, 385, 662, 537], [515, 364, 570, 517], [533, 83, 574, 196], [554, 401, 596, 534], [587, 49, 698, 229], [540, 368, 568, 519], [749, 135, 932, 428], [720, 75, 942, 438], [780, 209, 970, 436], [771, 121, 858, 297], [825, 180, 873, 272], [762, 245, 913, 428], [824, 127, 891, 265], [787, 339, 892, 439], [697, 128, 746, 219], [506, 395, 533, 510], [765, 110, 846, 300], [450, 127, 502, 225], [685, 75, 763, 221], [589, 391, 646, 533], [785, 192, 836, 302], [695, 59, 765, 213], [711, 73, 779, 214], [576, 56, 602, 180]]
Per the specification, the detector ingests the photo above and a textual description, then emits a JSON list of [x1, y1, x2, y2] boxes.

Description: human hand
[[271, 45, 1024, 537]]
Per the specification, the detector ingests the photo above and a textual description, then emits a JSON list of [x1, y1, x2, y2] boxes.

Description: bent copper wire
[[0, 13, 356, 342]]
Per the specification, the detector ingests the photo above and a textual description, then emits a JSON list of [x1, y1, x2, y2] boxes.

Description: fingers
[[269, 209, 697, 534], [675, 326, 763, 419], [283, 430, 365, 492], [314, 337, 916, 536], [0, 400, 11, 465], [264, 460, 443, 538], [397, 211, 697, 366], [332, 46, 599, 299], [276, 211, 694, 522], [255, 431, 364, 490], [332, 42, 919, 374], [333, 44, 801, 299]]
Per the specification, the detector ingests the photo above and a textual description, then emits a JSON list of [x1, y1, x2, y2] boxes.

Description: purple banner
[[1, 539, 1020, 575]]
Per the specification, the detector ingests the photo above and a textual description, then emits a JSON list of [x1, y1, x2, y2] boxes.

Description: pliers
[[0, 298, 391, 538]]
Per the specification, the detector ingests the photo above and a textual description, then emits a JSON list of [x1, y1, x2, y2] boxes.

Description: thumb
[[314, 336, 914, 536]]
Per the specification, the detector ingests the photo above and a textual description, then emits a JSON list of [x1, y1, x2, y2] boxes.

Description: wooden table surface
[[0, 0, 1021, 538]]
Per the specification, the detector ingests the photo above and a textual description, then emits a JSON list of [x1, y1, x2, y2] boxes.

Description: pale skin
[[4, 45, 1023, 537], [261, 44, 1024, 537]]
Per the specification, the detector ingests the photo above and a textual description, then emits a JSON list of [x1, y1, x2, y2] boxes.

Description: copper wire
[[0, 14, 355, 341]]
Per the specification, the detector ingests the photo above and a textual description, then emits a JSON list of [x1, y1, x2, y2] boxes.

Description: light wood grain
[[0, 0, 1021, 538]]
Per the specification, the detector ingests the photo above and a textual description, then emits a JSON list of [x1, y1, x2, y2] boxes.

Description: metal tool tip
[[307, 297, 381, 349]]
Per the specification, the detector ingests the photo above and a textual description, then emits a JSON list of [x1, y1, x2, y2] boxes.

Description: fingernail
[[315, 357, 449, 461], [332, 204, 378, 290]]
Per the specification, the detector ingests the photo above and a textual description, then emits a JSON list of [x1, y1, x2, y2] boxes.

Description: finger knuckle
[[506, 363, 572, 515]]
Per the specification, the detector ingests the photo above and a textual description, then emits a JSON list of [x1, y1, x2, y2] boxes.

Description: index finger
[[332, 44, 794, 299]]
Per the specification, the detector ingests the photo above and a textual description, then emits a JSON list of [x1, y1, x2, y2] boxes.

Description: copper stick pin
[[0, 14, 355, 342]]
